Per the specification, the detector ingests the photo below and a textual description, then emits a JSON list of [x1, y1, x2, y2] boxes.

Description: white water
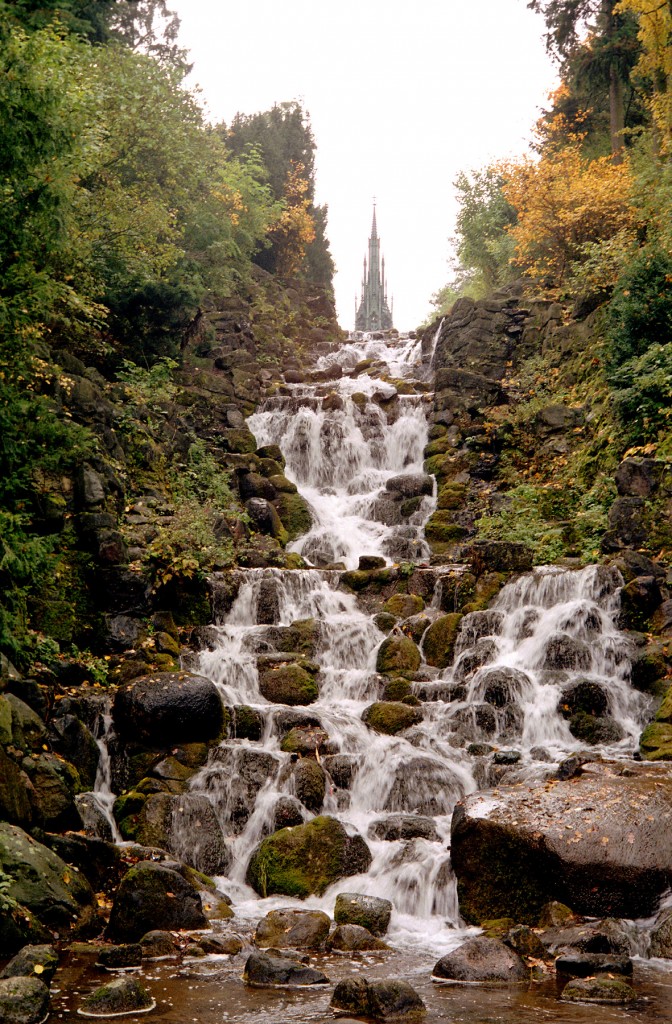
[[184, 331, 649, 956]]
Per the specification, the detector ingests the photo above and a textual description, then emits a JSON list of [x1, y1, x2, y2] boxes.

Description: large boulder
[[254, 908, 330, 949], [328, 924, 390, 951], [113, 671, 226, 745], [422, 614, 462, 669], [106, 861, 207, 941], [561, 977, 637, 1004], [0, 824, 98, 940], [432, 937, 529, 983], [369, 815, 439, 842], [0, 945, 59, 985], [246, 816, 372, 898], [451, 761, 672, 923], [79, 977, 154, 1016], [243, 951, 328, 987], [375, 635, 421, 676], [258, 660, 319, 706], [0, 976, 50, 1024], [334, 892, 392, 935], [330, 977, 425, 1020], [362, 702, 422, 735]]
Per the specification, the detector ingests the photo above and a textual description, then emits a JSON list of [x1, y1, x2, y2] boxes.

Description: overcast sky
[[171, 0, 558, 330]]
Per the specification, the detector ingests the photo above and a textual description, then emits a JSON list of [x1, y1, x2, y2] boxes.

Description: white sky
[[171, 0, 558, 330]]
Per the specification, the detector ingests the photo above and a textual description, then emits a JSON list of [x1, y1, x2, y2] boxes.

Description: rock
[[0, 945, 58, 984], [107, 861, 207, 941], [505, 925, 545, 959], [555, 952, 633, 977], [198, 934, 244, 955], [0, 746, 32, 828], [568, 712, 624, 745], [21, 752, 81, 831], [476, 666, 531, 706], [334, 892, 392, 936], [169, 794, 231, 876], [246, 816, 372, 898], [240, 472, 276, 502], [615, 457, 666, 497], [422, 614, 462, 669], [376, 634, 421, 676], [359, 555, 387, 571], [97, 943, 143, 969], [48, 714, 100, 790], [620, 575, 662, 630], [273, 492, 312, 542], [432, 937, 529, 983], [0, 976, 50, 1024], [293, 758, 326, 811], [558, 680, 609, 718], [139, 930, 177, 958], [368, 815, 439, 842], [272, 795, 304, 831], [331, 977, 425, 1020], [113, 671, 226, 745], [245, 498, 287, 541], [383, 594, 425, 619], [280, 725, 330, 756], [539, 919, 630, 956], [560, 977, 637, 1004], [79, 976, 154, 1016], [323, 754, 359, 790], [0, 824, 98, 940], [243, 951, 328, 987], [4, 694, 47, 750], [328, 924, 390, 951], [254, 909, 330, 949], [538, 901, 575, 928], [451, 761, 672, 923], [543, 633, 591, 671], [386, 474, 434, 499], [258, 661, 319, 705], [650, 905, 672, 957], [231, 705, 264, 741], [362, 701, 422, 735], [468, 541, 533, 575]]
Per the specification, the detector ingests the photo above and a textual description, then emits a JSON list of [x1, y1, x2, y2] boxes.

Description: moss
[[362, 701, 422, 735], [424, 436, 453, 457], [437, 482, 468, 511], [246, 816, 363, 898], [381, 677, 413, 702], [273, 492, 311, 542], [640, 721, 672, 760], [400, 496, 424, 518], [258, 661, 319, 705], [376, 634, 421, 676], [268, 473, 297, 493], [422, 613, 462, 669], [425, 511, 469, 544], [462, 573, 507, 614], [383, 594, 424, 619], [113, 790, 146, 823], [232, 705, 264, 740]]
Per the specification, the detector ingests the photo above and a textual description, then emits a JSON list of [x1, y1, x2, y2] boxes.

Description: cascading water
[[180, 331, 649, 955]]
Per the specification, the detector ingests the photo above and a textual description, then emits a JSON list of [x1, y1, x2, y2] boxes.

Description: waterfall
[[180, 331, 648, 955]]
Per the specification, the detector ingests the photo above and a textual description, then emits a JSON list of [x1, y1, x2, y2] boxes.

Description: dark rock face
[[243, 951, 328, 987], [451, 761, 672, 923], [79, 976, 154, 1016], [331, 976, 425, 1020], [246, 816, 372, 898], [97, 944, 143, 969], [432, 937, 529, 983], [254, 909, 330, 949], [139, 930, 177, 958], [327, 924, 389, 951], [334, 892, 393, 936], [555, 952, 633, 978], [615, 457, 667, 498], [0, 945, 59, 984], [107, 861, 207, 941], [113, 671, 226, 745], [650, 906, 672, 957], [0, 976, 50, 1024], [560, 977, 637, 1004]]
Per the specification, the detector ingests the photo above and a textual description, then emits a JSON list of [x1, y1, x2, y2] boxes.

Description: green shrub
[[606, 248, 672, 369]]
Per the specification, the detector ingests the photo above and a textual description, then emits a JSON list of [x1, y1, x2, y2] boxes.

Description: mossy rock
[[375, 634, 421, 677], [382, 594, 424, 619], [268, 474, 297, 493], [424, 436, 453, 457], [246, 815, 372, 898], [400, 496, 424, 518], [221, 427, 257, 454], [113, 790, 146, 824], [258, 662, 319, 706], [273, 492, 312, 542], [425, 511, 469, 545], [462, 573, 507, 613], [232, 705, 264, 741], [640, 721, 672, 761], [422, 613, 463, 669], [256, 444, 285, 465], [362, 701, 422, 735], [437, 482, 468, 511], [258, 459, 285, 478], [381, 678, 413, 702], [374, 612, 396, 633]]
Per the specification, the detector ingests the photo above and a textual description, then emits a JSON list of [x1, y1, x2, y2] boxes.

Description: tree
[[453, 168, 518, 291], [529, 0, 639, 161], [617, 0, 672, 152]]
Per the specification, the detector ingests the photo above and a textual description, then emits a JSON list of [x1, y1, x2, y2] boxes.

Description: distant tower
[[355, 205, 394, 332]]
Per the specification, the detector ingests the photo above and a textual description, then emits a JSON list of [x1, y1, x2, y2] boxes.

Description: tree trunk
[[609, 63, 625, 164]]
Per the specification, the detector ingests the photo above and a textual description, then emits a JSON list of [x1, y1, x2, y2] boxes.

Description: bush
[[606, 247, 672, 369]]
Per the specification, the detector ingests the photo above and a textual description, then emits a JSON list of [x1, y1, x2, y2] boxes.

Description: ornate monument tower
[[355, 205, 393, 332]]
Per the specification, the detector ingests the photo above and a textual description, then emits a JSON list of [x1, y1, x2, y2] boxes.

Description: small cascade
[[89, 712, 123, 843], [187, 330, 649, 956]]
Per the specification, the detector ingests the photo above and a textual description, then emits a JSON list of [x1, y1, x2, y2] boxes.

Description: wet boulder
[[97, 944, 143, 969], [293, 758, 326, 811], [376, 634, 421, 676], [330, 977, 425, 1020], [538, 918, 630, 956], [649, 906, 672, 957], [79, 976, 154, 1016], [451, 761, 672, 923], [328, 924, 390, 951], [0, 824, 98, 942], [505, 925, 545, 959], [113, 671, 226, 745], [48, 714, 100, 791], [107, 861, 207, 941], [432, 937, 529, 983], [197, 934, 243, 955], [334, 892, 392, 936], [254, 908, 331, 949], [368, 815, 440, 842], [280, 725, 331, 756], [383, 593, 425, 620], [475, 666, 531, 707], [21, 752, 81, 832], [385, 757, 463, 817], [560, 977, 637, 1004], [272, 795, 304, 831], [244, 497, 288, 541], [0, 945, 59, 985], [139, 930, 178, 958], [258, 659, 319, 706], [323, 754, 359, 790], [543, 633, 592, 671], [555, 952, 633, 977], [362, 701, 422, 735], [385, 474, 434, 499], [0, 976, 50, 1024], [243, 951, 329, 987], [246, 815, 372, 898], [422, 614, 462, 669], [568, 712, 624, 745], [558, 680, 609, 719]]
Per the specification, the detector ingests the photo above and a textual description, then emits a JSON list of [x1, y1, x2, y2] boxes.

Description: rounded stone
[[334, 892, 392, 936], [0, 945, 58, 985], [362, 701, 422, 735], [106, 862, 207, 942], [376, 635, 421, 676], [560, 977, 637, 1004], [243, 951, 329, 988], [79, 976, 154, 1017], [0, 976, 50, 1024], [113, 671, 226, 745], [254, 909, 331, 950], [432, 937, 529, 983]]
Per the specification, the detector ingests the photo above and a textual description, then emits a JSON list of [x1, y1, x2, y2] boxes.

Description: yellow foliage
[[270, 161, 316, 277], [617, 0, 672, 152], [500, 119, 636, 285]]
